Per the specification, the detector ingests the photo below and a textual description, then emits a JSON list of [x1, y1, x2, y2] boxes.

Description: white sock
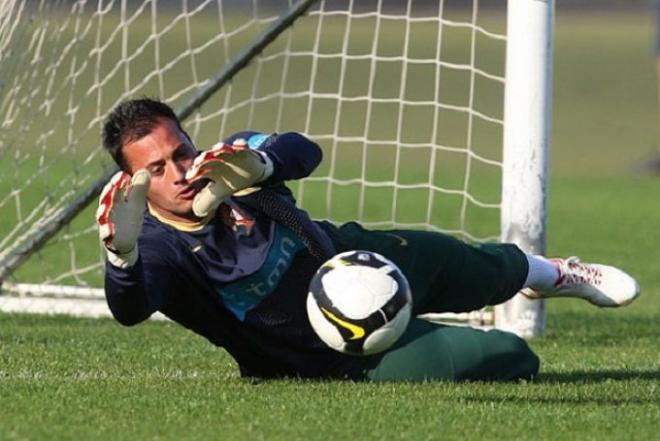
[[524, 254, 560, 290]]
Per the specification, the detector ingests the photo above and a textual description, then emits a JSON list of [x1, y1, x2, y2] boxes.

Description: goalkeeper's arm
[[103, 238, 179, 326], [97, 169, 168, 325]]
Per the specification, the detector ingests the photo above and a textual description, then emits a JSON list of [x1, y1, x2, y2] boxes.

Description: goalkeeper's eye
[[148, 164, 164, 176], [173, 143, 197, 161]]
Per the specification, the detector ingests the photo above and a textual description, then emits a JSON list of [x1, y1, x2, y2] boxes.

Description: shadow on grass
[[538, 369, 660, 384], [458, 371, 660, 406]]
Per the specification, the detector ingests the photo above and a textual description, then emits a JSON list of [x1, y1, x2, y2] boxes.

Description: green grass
[[2, 176, 659, 440], [2, 7, 660, 441], [1, 308, 658, 440]]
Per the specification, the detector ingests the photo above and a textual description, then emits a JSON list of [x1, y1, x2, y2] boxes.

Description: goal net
[[0, 0, 551, 336]]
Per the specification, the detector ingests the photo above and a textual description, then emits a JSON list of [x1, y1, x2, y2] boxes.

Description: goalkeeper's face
[[122, 117, 204, 223]]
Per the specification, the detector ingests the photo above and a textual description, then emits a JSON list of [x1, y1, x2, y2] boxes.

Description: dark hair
[[102, 98, 186, 170]]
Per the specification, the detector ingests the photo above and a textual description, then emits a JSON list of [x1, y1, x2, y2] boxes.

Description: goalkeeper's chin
[[163, 198, 203, 223]]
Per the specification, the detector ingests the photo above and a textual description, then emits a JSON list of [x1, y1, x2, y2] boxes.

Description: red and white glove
[[185, 139, 273, 217], [96, 169, 151, 268]]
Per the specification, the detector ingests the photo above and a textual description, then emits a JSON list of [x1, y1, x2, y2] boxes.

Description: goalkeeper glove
[[96, 169, 151, 268], [185, 139, 274, 217]]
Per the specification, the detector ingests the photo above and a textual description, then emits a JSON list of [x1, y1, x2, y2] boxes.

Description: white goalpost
[[496, 0, 553, 337], [0, 0, 553, 338]]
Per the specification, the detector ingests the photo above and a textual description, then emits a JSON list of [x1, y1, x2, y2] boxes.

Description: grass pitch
[[2, 178, 658, 441], [1, 8, 660, 441]]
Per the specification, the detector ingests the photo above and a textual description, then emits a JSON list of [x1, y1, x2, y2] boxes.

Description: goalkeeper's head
[[102, 98, 204, 223]]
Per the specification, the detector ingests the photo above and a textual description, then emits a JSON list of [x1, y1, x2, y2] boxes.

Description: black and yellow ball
[[306, 250, 412, 355]]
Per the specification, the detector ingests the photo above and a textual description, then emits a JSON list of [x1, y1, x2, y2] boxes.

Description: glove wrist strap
[[257, 150, 274, 181], [106, 245, 139, 269]]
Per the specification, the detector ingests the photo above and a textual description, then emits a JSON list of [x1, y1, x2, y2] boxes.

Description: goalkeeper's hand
[[96, 169, 151, 269], [185, 139, 274, 217]]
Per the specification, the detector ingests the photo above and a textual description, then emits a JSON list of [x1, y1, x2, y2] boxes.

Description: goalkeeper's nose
[[170, 160, 191, 184]]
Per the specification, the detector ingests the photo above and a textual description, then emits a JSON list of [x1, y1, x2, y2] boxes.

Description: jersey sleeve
[[104, 232, 180, 326], [224, 131, 322, 184]]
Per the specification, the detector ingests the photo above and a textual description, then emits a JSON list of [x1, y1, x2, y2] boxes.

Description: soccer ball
[[306, 250, 412, 356]]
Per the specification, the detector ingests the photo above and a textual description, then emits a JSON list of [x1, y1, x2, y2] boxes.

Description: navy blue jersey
[[104, 131, 352, 378]]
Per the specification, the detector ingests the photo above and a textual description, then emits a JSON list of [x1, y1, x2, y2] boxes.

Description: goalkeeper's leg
[[328, 318, 539, 382], [323, 221, 527, 314], [323, 221, 639, 312]]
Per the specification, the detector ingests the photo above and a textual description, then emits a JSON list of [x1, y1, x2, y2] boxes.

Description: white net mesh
[[0, 0, 507, 320]]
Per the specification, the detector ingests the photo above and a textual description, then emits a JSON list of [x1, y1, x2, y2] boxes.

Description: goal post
[[496, 0, 554, 338], [0, 0, 552, 338]]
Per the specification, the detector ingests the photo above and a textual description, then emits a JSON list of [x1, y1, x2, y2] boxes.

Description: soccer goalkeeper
[[98, 98, 640, 382]]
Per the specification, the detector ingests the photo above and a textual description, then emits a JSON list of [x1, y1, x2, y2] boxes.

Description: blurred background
[[0, 0, 658, 298], [1, 1, 659, 438]]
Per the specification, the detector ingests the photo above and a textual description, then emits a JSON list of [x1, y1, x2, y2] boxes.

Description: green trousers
[[322, 222, 540, 382]]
